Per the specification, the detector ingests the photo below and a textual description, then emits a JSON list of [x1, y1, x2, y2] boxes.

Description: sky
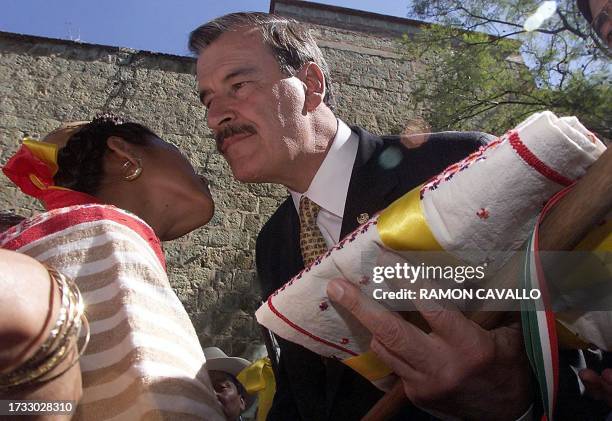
[[0, 0, 415, 57]]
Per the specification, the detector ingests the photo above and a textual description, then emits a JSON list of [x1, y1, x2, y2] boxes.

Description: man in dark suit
[[254, 127, 529, 421], [188, 12, 533, 420]]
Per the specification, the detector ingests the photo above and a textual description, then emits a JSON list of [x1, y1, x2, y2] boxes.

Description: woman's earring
[[122, 159, 142, 181]]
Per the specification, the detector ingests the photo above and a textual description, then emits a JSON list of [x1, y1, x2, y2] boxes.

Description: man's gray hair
[[189, 12, 335, 109]]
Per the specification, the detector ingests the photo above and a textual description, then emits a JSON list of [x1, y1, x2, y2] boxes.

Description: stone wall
[[0, 14, 423, 358]]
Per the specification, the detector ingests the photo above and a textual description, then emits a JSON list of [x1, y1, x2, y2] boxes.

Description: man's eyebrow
[[198, 67, 258, 105], [225, 66, 258, 81]]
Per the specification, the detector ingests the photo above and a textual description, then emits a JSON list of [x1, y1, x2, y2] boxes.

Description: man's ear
[[239, 395, 246, 411], [299, 62, 326, 112]]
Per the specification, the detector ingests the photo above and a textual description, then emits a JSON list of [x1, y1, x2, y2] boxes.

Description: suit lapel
[[281, 200, 304, 281], [342, 126, 400, 237]]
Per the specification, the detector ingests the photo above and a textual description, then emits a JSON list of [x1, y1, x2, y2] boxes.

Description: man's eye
[[232, 81, 248, 91]]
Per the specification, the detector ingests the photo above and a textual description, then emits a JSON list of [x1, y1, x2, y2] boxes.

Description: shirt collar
[[290, 119, 359, 218]]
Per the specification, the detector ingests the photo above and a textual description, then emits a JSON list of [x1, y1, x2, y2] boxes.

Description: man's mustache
[[215, 124, 257, 152]]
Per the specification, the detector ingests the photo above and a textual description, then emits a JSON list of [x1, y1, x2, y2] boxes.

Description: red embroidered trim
[[2, 205, 166, 269], [267, 297, 357, 356], [420, 136, 504, 198], [262, 217, 381, 357], [508, 131, 573, 187]]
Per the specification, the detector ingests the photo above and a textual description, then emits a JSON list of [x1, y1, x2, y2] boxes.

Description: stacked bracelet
[[0, 266, 90, 391]]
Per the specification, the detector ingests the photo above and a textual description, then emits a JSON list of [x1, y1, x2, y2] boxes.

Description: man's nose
[[207, 97, 235, 130]]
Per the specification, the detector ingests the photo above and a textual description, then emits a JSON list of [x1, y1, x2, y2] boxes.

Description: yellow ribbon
[[23, 137, 60, 175], [377, 185, 443, 251], [344, 351, 393, 381], [237, 357, 276, 421], [22, 137, 71, 191]]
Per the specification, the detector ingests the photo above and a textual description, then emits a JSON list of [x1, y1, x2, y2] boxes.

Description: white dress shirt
[[289, 119, 359, 248]]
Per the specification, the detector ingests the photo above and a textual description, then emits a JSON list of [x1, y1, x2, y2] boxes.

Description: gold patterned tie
[[299, 196, 328, 265]]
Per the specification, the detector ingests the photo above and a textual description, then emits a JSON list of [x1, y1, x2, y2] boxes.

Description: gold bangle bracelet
[[0, 266, 90, 391]]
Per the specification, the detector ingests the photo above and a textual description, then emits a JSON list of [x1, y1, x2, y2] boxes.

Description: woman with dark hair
[[0, 114, 225, 420]]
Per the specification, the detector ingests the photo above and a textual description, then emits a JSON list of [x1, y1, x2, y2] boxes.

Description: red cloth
[[2, 144, 99, 210]]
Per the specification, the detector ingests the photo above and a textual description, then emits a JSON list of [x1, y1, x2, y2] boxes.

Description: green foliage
[[405, 0, 611, 138]]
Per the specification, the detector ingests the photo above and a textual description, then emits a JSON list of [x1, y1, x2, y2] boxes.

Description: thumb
[[327, 278, 377, 319]]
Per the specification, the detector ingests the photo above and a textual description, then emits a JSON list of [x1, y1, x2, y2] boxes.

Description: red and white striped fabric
[[1, 204, 225, 421]]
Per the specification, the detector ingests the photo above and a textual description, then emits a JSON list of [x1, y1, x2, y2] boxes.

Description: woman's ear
[[106, 136, 142, 181], [299, 62, 326, 112]]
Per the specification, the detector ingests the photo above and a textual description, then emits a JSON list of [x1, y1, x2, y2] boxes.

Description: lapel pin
[[357, 213, 369, 224]]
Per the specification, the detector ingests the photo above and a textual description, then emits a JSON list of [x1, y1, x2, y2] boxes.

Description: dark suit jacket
[[255, 127, 491, 420]]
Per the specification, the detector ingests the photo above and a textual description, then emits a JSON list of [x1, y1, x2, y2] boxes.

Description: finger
[[579, 369, 603, 400], [579, 368, 601, 384], [370, 337, 422, 384], [415, 302, 484, 343], [327, 278, 430, 354], [413, 289, 480, 342], [578, 368, 600, 384]]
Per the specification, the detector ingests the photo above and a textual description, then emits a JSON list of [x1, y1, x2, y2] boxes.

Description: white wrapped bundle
[[422, 112, 604, 266], [255, 111, 607, 388], [259, 219, 399, 389]]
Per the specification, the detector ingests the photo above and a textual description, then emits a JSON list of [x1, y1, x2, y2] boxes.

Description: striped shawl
[[1, 203, 224, 420]]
